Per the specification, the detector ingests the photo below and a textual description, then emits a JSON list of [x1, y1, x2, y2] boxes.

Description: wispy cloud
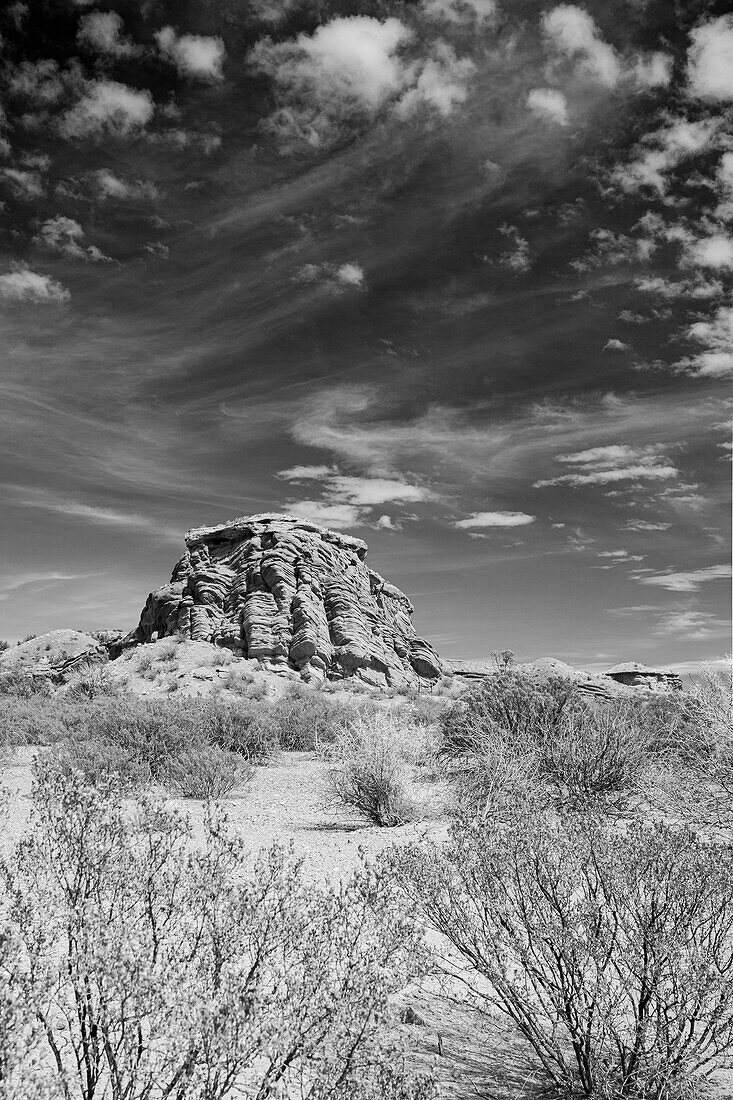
[[535, 444, 678, 488], [638, 563, 731, 592], [454, 511, 535, 529]]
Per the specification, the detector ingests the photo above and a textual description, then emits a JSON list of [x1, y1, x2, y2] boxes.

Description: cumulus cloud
[[33, 216, 111, 262], [60, 80, 154, 138], [687, 15, 733, 102], [676, 305, 733, 378], [0, 267, 70, 302], [602, 338, 630, 352], [684, 234, 733, 270], [613, 117, 720, 196], [421, 0, 496, 24], [542, 5, 620, 87], [454, 511, 536, 528], [0, 167, 45, 200], [639, 563, 731, 592], [542, 5, 671, 90], [295, 261, 365, 292], [77, 12, 141, 58], [496, 225, 532, 273], [394, 42, 474, 118], [250, 16, 474, 150], [527, 87, 569, 126], [535, 444, 678, 487], [156, 27, 225, 82], [7, 59, 66, 105]]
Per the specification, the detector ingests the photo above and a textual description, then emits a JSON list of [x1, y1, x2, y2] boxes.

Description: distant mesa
[[605, 662, 682, 692], [115, 513, 444, 689]]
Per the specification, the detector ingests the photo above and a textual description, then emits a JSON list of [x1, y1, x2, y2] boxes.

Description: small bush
[[327, 713, 421, 827], [390, 813, 733, 1100], [540, 700, 651, 805], [165, 744, 254, 799], [0, 694, 68, 746], [0, 670, 51, 699], [269, 685, 376, 750], [441, 670, 577, 757]]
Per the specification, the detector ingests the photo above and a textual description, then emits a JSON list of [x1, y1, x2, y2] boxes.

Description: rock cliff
[[116, 514, 444, 688]]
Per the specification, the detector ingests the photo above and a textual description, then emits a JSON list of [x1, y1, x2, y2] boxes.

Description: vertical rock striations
[[117, 514, 444, 687]]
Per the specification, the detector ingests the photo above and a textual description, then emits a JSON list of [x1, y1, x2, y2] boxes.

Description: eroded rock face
[[117, 514, 444, 687]]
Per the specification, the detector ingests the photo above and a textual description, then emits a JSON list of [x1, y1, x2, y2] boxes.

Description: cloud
[[295, 261, 365, 291], [653, 609, 731, 640], [77, 12, 141, 58], [33, 216, 111, 262], [0, 267, 70, 303], [60, 80, 154, 139], [0, 167, 45, 200], [91, 170, 159, 202], [277, 464, 334, 480], [687, 15, 733, 102], [155, 27, 225, 83], [278, 463, 431, 527], [7, 59, 66, 105], [454, 511, 536, 528], [625, 520, 671, 531], [527, 87, 569, 126], [250, 16, 473, 151], [542, 5, 620, 87], [535, 444, 678, 487], [279, 500, 363, 529], [0, 570, 102, 601], [421, 0, 496, 23], [542, 5, 671, 91], [3, 485, 179, 538], [639, 564, 731, 593], [684, 234, 733, 270], [602, 339, 630, 352], [613, 117, 720, 196], [496, 225, 532, 273], [394, 42, 475, 119], [676, 305, 733, 378]]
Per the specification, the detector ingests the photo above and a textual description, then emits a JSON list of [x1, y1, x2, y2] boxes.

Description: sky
[[0, 0, 731, 670]]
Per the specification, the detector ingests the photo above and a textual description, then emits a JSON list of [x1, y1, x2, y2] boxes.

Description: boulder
[[115, 513, 444, 689]]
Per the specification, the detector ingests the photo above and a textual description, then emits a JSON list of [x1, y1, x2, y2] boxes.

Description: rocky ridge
[[116, 513, 444, 689]]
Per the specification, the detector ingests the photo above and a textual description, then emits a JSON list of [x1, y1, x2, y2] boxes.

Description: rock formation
[[116, 514, 444, 688], [605, 662, 682, 692]]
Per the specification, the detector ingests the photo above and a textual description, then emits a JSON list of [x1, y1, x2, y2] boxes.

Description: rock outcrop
[[605, 662, 682, 692], [0, 630, 107, 683], [116, 514, 444, 688]]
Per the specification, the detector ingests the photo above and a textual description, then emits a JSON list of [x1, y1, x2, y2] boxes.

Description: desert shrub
[[62, 664, 120, 702], [663, 666, 733, 830], [270, 685, 377, 750], [441, 671, 577, 757], [196, 697, 280, 761], [0, 761, 434, 1100], [165, 744, 254, 798], [442, 674, 659, 812], [398, 694, 450, 727], [389, 812, 733, 1100], [327, 713, 421, 827], [0, 694, 69, 747], [55, 696, 276, 790], [539, 700, 651, 806], [0, 670, 51, 699]]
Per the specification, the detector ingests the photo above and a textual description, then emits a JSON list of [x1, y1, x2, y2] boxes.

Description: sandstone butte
[[116, 513, 444, 689]]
